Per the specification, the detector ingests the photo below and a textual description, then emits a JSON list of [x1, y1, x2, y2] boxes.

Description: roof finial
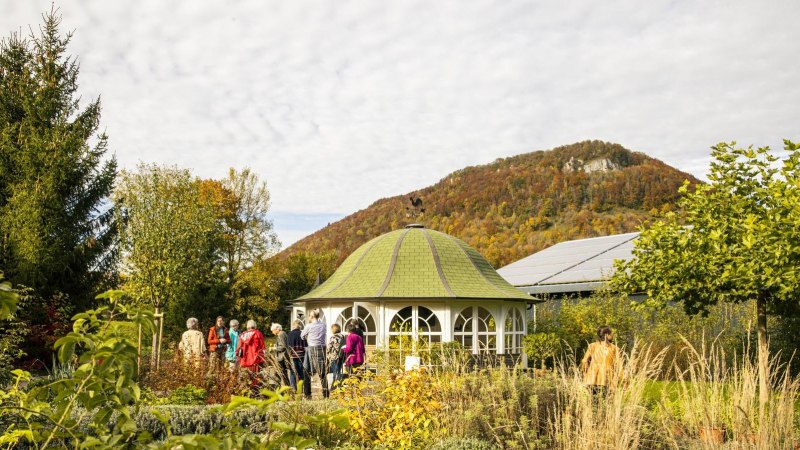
[[405, 195, 425, 220]]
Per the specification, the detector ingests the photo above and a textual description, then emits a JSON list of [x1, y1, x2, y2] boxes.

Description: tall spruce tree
[[0, 10, 117, 309]]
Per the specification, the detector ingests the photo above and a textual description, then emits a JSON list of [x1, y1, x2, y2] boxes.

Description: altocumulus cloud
[[3, 0, 799, 245]]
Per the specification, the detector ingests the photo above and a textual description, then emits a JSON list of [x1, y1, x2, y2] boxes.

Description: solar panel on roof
[[497, 232, 639, 288]]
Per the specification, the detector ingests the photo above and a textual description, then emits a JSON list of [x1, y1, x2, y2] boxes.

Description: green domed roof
[[298, 226, 531, 301]]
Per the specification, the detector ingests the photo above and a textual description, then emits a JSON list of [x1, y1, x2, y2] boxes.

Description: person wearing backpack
[[327, 323, 345, 391]]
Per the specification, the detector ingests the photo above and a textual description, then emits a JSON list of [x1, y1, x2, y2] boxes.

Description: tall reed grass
[[660, 337, 799, 449], [547, 337, 799, 450], [549, 342, 668, 450]]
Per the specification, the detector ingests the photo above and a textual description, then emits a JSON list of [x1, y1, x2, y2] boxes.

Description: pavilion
[[293, 224, 538, 360]]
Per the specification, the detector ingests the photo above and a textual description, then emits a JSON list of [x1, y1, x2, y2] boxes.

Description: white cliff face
[[563, 156, 621, 173]]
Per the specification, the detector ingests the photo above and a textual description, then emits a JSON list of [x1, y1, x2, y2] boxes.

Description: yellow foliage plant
[[334, 368, 445, 449]]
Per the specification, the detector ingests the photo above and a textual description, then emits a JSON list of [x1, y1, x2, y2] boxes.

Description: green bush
[[0, 284, 28, 386], [523, 332, 561, 369], [532, 291, 755, 374], [166, 384, 207, 405]]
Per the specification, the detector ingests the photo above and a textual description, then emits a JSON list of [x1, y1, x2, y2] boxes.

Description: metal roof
[[297, 226, 534, 302], [497, 232, 639, 294]]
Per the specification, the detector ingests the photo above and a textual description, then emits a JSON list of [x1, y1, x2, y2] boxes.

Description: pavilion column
[[442, 300, 453, 343], [496, 306, 506, 355]]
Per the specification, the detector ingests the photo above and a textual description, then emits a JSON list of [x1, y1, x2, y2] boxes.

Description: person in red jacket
[[236, 319, 265, 373], [207, 316, 230, 374]]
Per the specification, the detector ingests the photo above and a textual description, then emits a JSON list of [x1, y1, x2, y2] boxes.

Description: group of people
[[177, 309, 365, 398]]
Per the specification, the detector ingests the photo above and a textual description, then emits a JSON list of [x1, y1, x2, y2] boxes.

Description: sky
[[3, 0, 799, 247]]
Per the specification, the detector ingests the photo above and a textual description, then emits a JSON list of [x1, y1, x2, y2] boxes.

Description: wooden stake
[[137, 322, 142, 378]]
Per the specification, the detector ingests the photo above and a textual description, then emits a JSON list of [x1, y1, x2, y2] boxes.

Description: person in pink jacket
[[342, 321, 365, 377]]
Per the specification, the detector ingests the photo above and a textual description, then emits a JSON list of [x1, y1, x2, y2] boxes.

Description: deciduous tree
[[114, 164, 220, 363], [610, 140, 800, 416]]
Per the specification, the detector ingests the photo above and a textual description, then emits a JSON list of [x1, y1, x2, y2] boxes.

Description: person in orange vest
[[207, 316, 230, 374]]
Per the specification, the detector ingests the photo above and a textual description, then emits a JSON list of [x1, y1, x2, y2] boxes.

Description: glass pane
[[363, 314, 375, 332], [419, 306, 441, 332]]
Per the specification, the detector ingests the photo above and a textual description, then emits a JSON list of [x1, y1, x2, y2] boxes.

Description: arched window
[[336, 305, 377, 346], [453, 306, 496, 354], [504, 307, 525, 354], [388, 306, 442, 354]]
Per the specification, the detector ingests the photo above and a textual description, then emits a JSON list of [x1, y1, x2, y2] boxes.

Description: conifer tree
[[0, 10, 117, 309]]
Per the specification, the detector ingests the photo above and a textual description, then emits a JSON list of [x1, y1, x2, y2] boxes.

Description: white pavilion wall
[[294, 300, 527, 362]]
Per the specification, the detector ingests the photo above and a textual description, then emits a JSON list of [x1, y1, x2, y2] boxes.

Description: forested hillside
[[282, 141, 700, 268]]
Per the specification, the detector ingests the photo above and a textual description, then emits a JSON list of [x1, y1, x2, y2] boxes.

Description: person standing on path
[[286, 319, 306, 394], [207, 316, 230, 373], [178, 318, 206, 366], [343, 321, 365, 377], [270, 323, 290, 387], [327, 323, 345, 391], [237, 320, 266, 374], [225, 319, 240, 370], [301, 309, 328, 398]]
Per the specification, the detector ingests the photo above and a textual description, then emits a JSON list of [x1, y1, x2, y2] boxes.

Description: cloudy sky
[[3, 0, 799, 246]]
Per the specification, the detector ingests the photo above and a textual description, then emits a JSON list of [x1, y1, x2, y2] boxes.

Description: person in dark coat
[[270, 323, 290, 387], [286, 319, 306, 393]]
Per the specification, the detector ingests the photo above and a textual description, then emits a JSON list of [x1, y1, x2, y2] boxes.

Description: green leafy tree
[[114, 164, 221, 357], [218, 168, 280, 283], [0, 10, 117, 309], [276, 250, 337, 303], [610, 140, 800, 415], [228, 257, 284, 328]]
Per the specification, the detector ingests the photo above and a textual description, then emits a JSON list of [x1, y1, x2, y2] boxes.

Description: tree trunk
[[151, 306, 162, 370], [756, 294, 769, 421], [150, 314, 158, 366]]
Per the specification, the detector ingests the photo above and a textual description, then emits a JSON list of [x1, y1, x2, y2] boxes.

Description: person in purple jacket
[[343, 321, 365, 377]]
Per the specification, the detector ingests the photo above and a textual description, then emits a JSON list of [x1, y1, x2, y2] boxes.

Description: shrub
[[335, 369, 444, 449], [0, 282, 28, 387], [661, 338, 800, 448], [533, 292, 755, 375], [523, 332, 561, 370], [140, 350, 249, 404], [167, 385, 207, 405]]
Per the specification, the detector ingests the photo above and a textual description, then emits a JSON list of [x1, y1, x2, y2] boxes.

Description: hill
[[281, 141, 700, 269]]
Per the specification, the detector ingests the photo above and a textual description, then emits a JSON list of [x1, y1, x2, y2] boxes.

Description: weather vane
[[406, 195, 425, 219]]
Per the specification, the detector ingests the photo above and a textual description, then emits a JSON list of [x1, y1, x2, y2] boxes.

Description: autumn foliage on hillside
[[282, 141, 699, 268]]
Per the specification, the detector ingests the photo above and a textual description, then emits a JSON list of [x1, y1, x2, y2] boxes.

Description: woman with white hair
[[236, 319, 265, 374], [225, 319, 241, 369], [269, 323, 290, 386], [178, 317, 206, 364]]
